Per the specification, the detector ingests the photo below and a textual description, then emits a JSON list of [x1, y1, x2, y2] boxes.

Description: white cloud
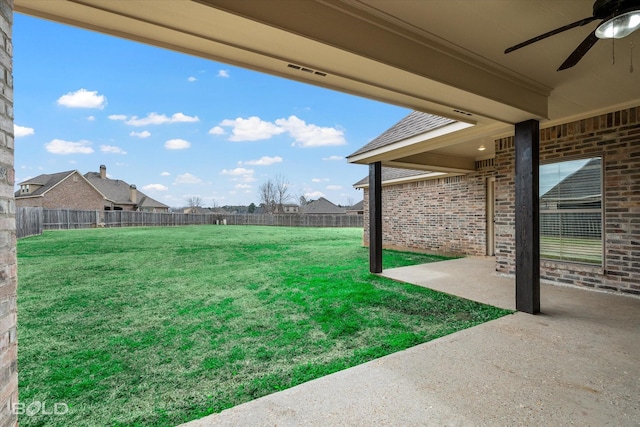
[[57, 88, 106, 109], [87, 116, 96, 121], [219, 116, 284, 141], [217, 69, 230, 78], [44, 139, 94, 155], [323, 155, 344, 161], [216, 115, 345, 147], [108, 114, 127, 121], [240, 156, 283, 166], [208, 126, 225, 135], [123, 112, 200, 126], [326, 185, 343, 191], [164, 139, 191, 150], [220, 167, 255, 182], [160, 171, 171, 176], [235, 184, 251, 189], [174, 173, 203, 184], [312, 178, 329, 183], [305, 191, 326, 199], [14, 125, 34, 138], [187, 76, 197, 82], [276, 116, 345, 147], [142, 184, 169, 191], [130, 130, 151, 138], [100, 145, 127, 155]]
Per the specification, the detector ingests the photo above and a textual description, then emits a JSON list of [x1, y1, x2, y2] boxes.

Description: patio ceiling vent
[[287, 63, 327, 77]]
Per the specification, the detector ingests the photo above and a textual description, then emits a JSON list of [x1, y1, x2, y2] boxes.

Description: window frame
[[539, 154, 605, 267]]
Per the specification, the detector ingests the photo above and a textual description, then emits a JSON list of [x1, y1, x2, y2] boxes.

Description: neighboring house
[[350, 108, 638, 295], [302, 197, 346, 215], [16, 170, 108, 210], [183, 207, 215, 214], [280, 203, 299, 213], [16, 164, 169, 212], [345, 200, 364, 215]]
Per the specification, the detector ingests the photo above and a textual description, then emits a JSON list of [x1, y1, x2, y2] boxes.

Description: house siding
[[363, 106, 639, 295], [496, 106, 640, 295], [363, 161, 493, 256], [0, 1, 16, 425]]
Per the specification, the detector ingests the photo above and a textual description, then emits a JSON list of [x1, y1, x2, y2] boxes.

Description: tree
[[248, 202, 256, 213], [185, 196, 203, 208], [259, 175, 292, 214], [274, 174, 292, 213], [258, 179, 277, 214]]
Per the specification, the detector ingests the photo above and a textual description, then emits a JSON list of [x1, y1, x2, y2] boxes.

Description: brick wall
[[363, 161, 494, 257], [0, 1, 16, 426], [495, 106, 640, 295], [42, 174, 105, 210]]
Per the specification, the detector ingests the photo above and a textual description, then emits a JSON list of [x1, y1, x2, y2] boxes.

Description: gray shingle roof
[[303, 197, 346, 214], [347, 200, 364, 211], [353, 167, 437, 187], [84, 172, 137, 204], [541, 158, 601, 204], [16, 171, 77, 197], [137, 195, 170, 209], [348, 111, 456, 158], [84, 170, 168, 208]]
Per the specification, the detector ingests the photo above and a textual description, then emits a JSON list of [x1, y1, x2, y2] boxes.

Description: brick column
[[0, 1, 16, 426]]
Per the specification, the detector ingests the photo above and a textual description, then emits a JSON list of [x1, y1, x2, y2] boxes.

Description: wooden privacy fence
[[16, 208, 363, 238], [222, 214, 363, 227], [15, 207, 43, 239]]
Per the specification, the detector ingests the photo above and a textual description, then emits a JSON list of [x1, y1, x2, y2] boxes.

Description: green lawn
[[17, 226, 511, 426]]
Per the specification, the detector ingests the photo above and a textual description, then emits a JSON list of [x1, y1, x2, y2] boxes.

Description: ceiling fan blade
[[557, 31, 600, 70], [505, 16, 598, 54]]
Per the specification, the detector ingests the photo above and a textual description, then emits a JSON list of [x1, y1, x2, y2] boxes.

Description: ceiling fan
[[505, 0, 640, 70]]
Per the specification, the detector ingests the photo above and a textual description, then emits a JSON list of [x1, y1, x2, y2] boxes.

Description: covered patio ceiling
[[15, 0, 640, 172]]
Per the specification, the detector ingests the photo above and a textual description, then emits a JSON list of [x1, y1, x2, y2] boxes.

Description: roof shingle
[[348, 111, 456, 158]]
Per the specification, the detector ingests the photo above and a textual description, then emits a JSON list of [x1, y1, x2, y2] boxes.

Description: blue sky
[[13, 14, 410, 208]]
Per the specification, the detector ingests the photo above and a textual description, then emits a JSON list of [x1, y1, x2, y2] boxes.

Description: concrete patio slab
[[181, 257, 640, 427]]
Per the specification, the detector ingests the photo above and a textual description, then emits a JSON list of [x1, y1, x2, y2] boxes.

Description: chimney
[[129, 184, 137, 203], [99, 164, 106, 179]]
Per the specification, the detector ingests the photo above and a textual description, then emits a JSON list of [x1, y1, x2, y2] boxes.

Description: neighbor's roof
[[137, 195, 170, 209], [541, 158, 602, 202], [303, 197, 345, 214], [348, 111, 456, 158], [16, 171, 76, 196], [84, 172, 137, 204], [84, 171, 169, 208], [347, 200, 364, 211], [353, 167, 442, 188], [15, 170, 106, 200]]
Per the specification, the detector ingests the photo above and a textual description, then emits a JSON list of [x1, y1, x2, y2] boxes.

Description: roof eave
[[347, 121, 474, 164]]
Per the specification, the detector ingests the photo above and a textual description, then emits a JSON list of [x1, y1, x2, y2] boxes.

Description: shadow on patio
[[182, 257, 640, 426]]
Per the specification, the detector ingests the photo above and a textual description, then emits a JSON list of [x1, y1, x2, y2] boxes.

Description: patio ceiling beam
[[197, 0, 550, 122]]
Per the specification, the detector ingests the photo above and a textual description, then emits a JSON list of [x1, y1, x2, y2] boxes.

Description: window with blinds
[[539, 157, 602, 265]]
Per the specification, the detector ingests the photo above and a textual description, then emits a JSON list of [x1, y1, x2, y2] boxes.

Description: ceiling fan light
[[595, 10, 640, 39]]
